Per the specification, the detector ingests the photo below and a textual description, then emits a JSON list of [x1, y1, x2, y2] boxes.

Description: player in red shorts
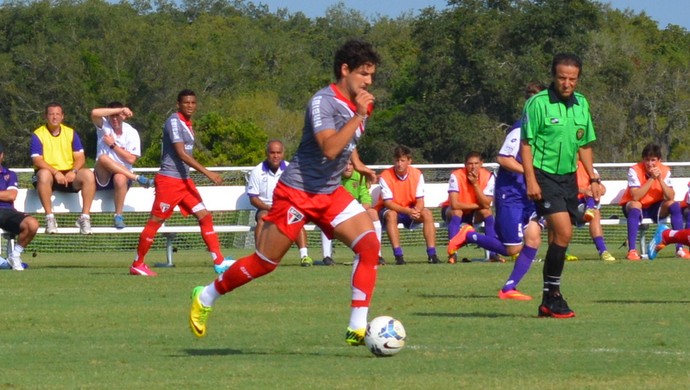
[[189, 39, 381, 347], [130, 89, 226, 276]]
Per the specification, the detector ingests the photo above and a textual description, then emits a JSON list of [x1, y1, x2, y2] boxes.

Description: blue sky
[[254, 1, 689, 30]]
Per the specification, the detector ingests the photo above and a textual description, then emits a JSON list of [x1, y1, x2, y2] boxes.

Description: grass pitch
[[1, 244, 690, 389]]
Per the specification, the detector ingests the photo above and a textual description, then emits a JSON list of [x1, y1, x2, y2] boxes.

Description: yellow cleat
[[600, 250, 616, 262], [345, 327, 365, 346], [189, 286, 213, 338], [565, 253, 578, 262]]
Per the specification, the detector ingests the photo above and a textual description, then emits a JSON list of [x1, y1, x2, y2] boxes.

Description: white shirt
[[96, 117, 141, 171], [246, 160, 288, 207]]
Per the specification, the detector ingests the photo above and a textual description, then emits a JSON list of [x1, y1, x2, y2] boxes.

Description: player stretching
[[189, 40, 381, 346]]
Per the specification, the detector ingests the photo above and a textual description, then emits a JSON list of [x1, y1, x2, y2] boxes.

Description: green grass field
[[2, 244, 690, 389]]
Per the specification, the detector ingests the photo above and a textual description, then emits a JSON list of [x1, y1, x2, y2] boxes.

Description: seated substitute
[[376, 145, 439, 265], [441, 151, 501, 262], [0, 144, 40, 271], [619, 143, 688, 260], [246, 139, 313, 266], [30, 102, 96, 234], [91, 102, 154, 229]]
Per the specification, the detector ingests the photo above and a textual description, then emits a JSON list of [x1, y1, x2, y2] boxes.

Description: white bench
[[5, 178, 685, 264], [3, 186, 254, 266]]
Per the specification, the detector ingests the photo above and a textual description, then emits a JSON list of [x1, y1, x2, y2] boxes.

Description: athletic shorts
[[0, 208, 30, 235], [494, 201, 537, 246], [440, 206, 474, 225], [379, 207, 423, 229], [534, 168, 578, 222], [263, 182, 365, 242], [150, 174, 205, 218], [32, 170, 82, 193], [96, 174, 132, 191], [621, 201, 663, 223]]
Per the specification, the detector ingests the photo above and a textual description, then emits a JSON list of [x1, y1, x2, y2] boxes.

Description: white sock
[[321, 232, 333, 258], [299, 247, 309, 258], [46, 213, 55, 219], [348, 307, 369, 330], [373, 220, 382, 256], [200, 283, 221, 307], [11, 244, 24, 259], [81, 214, 90, 220]]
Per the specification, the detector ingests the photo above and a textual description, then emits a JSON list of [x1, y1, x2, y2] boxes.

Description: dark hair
[[44, 102, 63, 115], [107, 101, 125, 109], [524, 82, 546, 100], [465, 151, 483, 162], [393, 145, 412, 159], [641, 143, 662, 159], [551, 53, 582, 77], [333, 39, 380, 80], [177, 89, 196, 103]]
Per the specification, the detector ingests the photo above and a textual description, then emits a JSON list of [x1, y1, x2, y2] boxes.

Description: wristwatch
[[589, 177, 602, 184], [109, 143, 116, 149]]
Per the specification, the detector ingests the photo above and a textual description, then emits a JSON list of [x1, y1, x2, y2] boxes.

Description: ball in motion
[[364, 316, 406, 357]]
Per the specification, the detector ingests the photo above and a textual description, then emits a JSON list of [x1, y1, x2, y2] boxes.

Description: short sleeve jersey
[[280, 84, 365, 194], [341, 170, 372, 206], [378, 167, 425, 208], [159, 112, 194, 180], [30, 124, 84, 171], [246, 160, 288, 207], [0, 166, 18, 209], [96, 117, 141, 171], [495, 122, 528, 205], [521, 86, 596, 175]]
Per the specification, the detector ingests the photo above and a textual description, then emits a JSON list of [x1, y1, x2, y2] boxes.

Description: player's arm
[[659, 171, 675, 201], [351, 148, 377, 184], [577, 145, 601, 200], [496, 155, 523, 173], [90, 107, 133, 128], [520, 141, 541, 201], [0, 188, 18, 202], [249, 196, 271, 212], [449, 191, 479, 211], [628, 167, 654, 201], [172, 142, 222, 185], [315, 91, 375, 160]]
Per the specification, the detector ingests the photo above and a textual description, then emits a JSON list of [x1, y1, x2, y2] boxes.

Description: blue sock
[[448, 216, 462, 240], [593, 236, 607, 254], [502, 246, 537, 292], [585, 196, 596, 209], [483, 216, 496, 238], [426, 247, 436, 256], [669, 203, 684, 251], [393, 247, 403, 257], [627, 208, 641, 250], [472, 233, 508, 256]]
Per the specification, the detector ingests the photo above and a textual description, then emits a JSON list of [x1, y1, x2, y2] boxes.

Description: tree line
[[1, 0, 689, 169]]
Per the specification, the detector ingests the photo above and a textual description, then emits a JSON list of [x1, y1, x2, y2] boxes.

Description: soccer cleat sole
[[538, 305, 576, 318]]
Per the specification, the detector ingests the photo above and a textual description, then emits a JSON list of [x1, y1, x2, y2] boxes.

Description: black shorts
[[0, 208, 30, 235], [534, 168, 579, 222], [32, 171, 81, 193]]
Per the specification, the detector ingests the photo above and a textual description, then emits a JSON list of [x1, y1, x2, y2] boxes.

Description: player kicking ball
[[189, 39, 381, 347]]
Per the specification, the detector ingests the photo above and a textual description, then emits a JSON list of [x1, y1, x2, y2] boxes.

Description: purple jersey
[[0, 166, 18, 209], [159, 113, 195, 180], [495, 121, 529, 206], [280, 85, 365, 194]]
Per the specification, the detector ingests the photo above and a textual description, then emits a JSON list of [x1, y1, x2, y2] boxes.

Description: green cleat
[[345, 327, 365, 346], [189, 286, 213, 338], [300, 255, 314, 267]]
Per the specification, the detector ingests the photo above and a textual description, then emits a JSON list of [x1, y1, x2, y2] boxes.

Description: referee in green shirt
[[520, 53, 601, 318]]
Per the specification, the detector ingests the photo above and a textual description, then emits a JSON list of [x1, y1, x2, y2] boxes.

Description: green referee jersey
[[341, 170, 372, 205], [521, 87, 596, 175]]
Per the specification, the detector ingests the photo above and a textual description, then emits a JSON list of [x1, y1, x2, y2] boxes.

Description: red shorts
[[263, 182, 365, 242], [150, 174, 205, 218]]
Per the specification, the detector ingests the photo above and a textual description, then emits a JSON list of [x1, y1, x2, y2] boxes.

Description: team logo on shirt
[[159, 202, 171, 213], [287, 207, 304, 224], [576, 128, 584, 140]]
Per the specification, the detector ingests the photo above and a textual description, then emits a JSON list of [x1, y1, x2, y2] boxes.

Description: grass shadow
[[594, 299, 690, 304], [414, 311, 524, 319]]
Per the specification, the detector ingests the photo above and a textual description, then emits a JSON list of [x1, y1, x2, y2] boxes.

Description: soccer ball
[[364, 316, 406, 357]]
